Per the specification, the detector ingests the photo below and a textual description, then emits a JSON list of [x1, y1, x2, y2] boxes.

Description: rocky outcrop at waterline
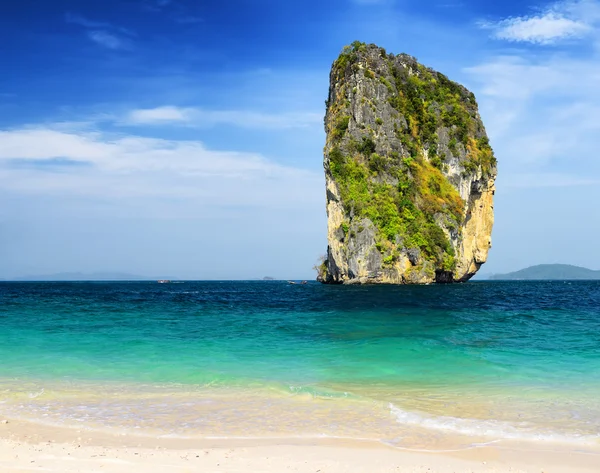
[[318, 42, 496, 284]]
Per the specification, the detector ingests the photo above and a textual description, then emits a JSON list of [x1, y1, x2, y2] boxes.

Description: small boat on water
[[157, 280, 171, 284], [288, 280, 308, 285]]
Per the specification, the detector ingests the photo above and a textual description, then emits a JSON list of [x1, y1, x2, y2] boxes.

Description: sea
[[1, 280, 599, 450]]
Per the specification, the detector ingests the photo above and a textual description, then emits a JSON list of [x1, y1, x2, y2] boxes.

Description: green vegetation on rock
[[322, 42, 497, 282], [329, 142, 460, 268], [331, 42, 496, 177]]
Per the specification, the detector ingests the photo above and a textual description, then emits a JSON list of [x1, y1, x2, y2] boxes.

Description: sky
[[1, 0, 600, 280]]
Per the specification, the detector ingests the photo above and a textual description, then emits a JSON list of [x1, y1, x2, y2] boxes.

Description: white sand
[[0, 418, 599, 472]]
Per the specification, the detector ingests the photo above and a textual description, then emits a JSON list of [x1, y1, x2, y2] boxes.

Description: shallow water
[[1, 281, 599, 449]]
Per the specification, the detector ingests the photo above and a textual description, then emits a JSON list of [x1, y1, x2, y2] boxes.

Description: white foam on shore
[[389, 403, 599, 446]]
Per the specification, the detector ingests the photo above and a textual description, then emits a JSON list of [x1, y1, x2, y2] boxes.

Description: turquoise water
[[1, 281, 599, 448]]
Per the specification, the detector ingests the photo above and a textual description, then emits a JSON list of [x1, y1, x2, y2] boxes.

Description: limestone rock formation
[[318, 42, 496, 284]]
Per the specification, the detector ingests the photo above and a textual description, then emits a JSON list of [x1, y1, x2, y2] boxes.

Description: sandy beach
[[1, 418, 599, 473]]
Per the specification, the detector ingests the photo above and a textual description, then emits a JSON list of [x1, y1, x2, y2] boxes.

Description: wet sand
[[1, 417, 599, 473]]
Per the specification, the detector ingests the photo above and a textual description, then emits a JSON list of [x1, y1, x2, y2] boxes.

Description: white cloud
[[66, 12, 134, 49], [0, 127, 291, 176], [87, 31, 129, 50], [465, 56, 563, 100], [0, 125, 322, 209], [491, 14, 589, 44], [128, 106, 192, 123], [464, 51, 600, 187], [124, 106, 321, 129], [482, 0, 600, 44]]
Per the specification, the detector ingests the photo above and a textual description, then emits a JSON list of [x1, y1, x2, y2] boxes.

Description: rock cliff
[[318, 42, 496, 284]]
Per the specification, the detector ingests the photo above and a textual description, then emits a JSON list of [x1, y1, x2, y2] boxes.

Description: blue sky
[[1, 0, 600, 279]]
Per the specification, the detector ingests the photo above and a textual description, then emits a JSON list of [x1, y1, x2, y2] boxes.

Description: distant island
[[490, 264, 600, 280]]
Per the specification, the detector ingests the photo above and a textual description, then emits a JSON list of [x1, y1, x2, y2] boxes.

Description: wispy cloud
[[127, 106, 191, 123], [492, 15, 588, 44], [464, 50, 600, 187], [65, 12, 133, 50], [0, 124, 321, 208], [123, 106, 321, 129], [481, 0, 600, 44], [87, 31, 130, 50], [465, 56, 565, 100]]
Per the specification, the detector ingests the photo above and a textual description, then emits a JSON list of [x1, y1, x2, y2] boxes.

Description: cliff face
[[318, 42, 496, 284]]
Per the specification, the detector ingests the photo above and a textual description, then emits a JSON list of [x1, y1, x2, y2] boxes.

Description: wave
[[286, 384, 353, 399], [389, 403, 599, 445]]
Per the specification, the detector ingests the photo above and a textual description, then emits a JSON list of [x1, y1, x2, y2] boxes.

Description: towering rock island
[[318, 42, 496, 284]]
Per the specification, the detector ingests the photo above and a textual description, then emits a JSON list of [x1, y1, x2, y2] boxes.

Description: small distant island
[[490, 264, 600, 280]]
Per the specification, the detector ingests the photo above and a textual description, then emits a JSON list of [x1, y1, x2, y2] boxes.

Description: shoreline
[[3, 376, 598, 450], [1, 417, 599, 472]]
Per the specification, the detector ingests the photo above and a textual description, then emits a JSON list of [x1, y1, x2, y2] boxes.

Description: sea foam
[[389, 403, 599, 446]]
